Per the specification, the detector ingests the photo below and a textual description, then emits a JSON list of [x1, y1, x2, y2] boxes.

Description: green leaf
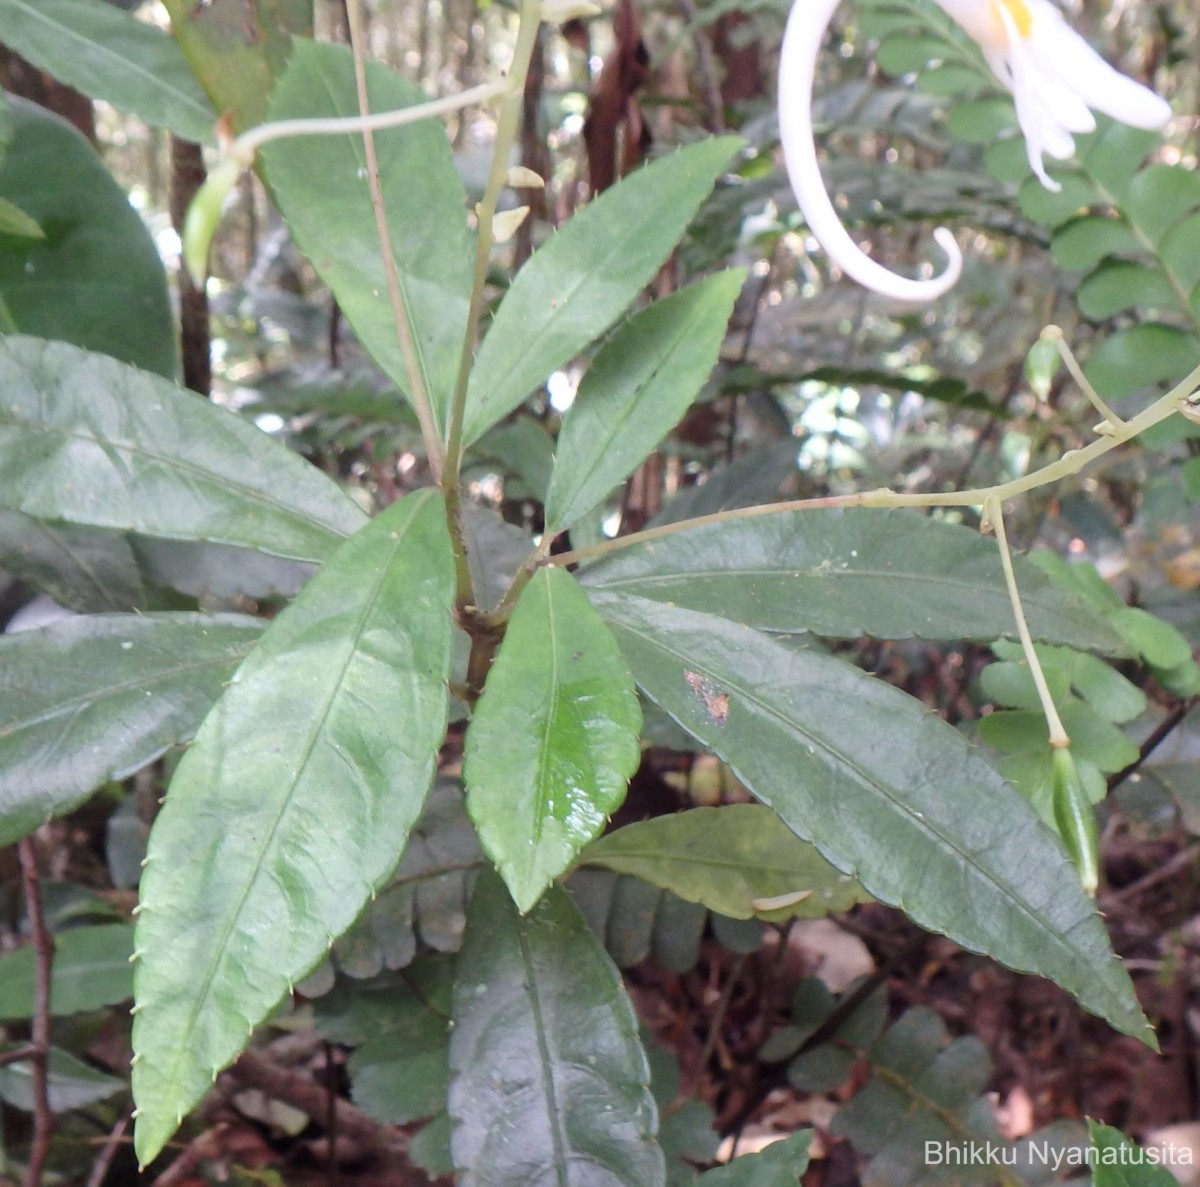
[[831, 1008, 1000, 1182], [567, 867, 708, 973], [0, 0, 218, 144], [460, 503, 534, 614], [876, 37, 948, 75], [462, 136, 744, 445], [947, 97, 1017, 145], [594, 594, 1152, 1045], [1082, 324, 1200, 401], [546, 270, 745, 533], [0, 1046, 126, 1112], [160, 0, 310, 132], [916, 62, 986, 97], [0, 512, 144, 612], [1088, 1120, 1179, 1186], [0, 337, 366, 561], [1109, 605, 1194, 668], [0, 612, 262, 847], [579, 805, 870, 920], [448, 871, 666, 1187], [0, 923, 134, 1019], [0, 196, 41, 239], [464, 567, 642, 913], [650, 440, 798, 526], [131, 490, 456, 1166], [1078, 261, 1183, 320], [330, 779, 482, 976], [580, 509, 1129, 654], [1077, 120, 1162, 202], [262, 40, 473, 431], [0, 98, 175, 377], [1160, 212, 1200, 291], [1050, 215, 1140, 272], [1018, 173, 1098, 229], [314, 958, 453, 1125], [984, 642, 1146, 724], [1121, 164, 1200, 246], [1068, 652, 1147, 723], [697, 1131, 812, 1186], [470, 417, 556, 504], [130, 537, 315, 603]]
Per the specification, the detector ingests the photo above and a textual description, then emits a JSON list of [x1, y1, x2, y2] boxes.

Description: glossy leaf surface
[[462, 137, 743, 445], [262, 41, 472, 430], [545, 271, 745, 532], [448, 872, 665, 1187], [465, 567, 641, 912], [581, 510, 1129, 654], [0, 0, 217, 143], [0, 337, 366, 561], [580, 805, 870, 921], [595, 594, 1151, 1045], [0, 101, 175, 377], [131, 491, 456, 1165], [0, 613, 262, 847]]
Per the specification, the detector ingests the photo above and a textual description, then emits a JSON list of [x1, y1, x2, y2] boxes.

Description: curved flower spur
[[778, 0, 1173, 300]]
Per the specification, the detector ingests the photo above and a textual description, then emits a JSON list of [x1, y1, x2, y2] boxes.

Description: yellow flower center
[[997, 0, 1033, 39], [944, 0, 1035, 51]]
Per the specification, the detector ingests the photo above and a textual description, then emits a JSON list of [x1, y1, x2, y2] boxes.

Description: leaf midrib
[[0, 637, 257, 741], [590, 567, 1101, 628], [515, 917, 571, 1187], [613, 612, 1097, 961], [2, 409, 355, 558], [157, 505, 418, 1097], [552, 298, 710, 529]]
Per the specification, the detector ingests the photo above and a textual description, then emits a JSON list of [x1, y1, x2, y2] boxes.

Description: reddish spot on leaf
[[684, 669, 730, 726]]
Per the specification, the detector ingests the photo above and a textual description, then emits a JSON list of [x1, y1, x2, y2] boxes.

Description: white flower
[[778, 0, 1172, 300]]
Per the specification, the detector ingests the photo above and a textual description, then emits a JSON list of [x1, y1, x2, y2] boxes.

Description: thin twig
[[442, 0, 544, 483], [1101, 842, 1200, 910], [324, 1041, 338, 1187], [1107, 698, 1198, 792], [345, 0, 447, 479], [700, 954, 746, 1069], [18, 838, 54, 1187], [0, 1043, 37, 1069], [151, 1125, 225, 1187], [84, 1113, 130, 1187], [986, 497, 1069, 746], [229, 1049, 421, 1171], [549, 354, 1200, 570], [677, 0, 726, 131]]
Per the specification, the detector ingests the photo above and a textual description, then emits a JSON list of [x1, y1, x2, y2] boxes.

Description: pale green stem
[[550, 356, 1200, 570], [442, 0, 544, 486], [1042, 325, 1125, 431], [227, 79, 509, 164], [984, 496, 1069, 748], [346, 0, 447, 480]]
